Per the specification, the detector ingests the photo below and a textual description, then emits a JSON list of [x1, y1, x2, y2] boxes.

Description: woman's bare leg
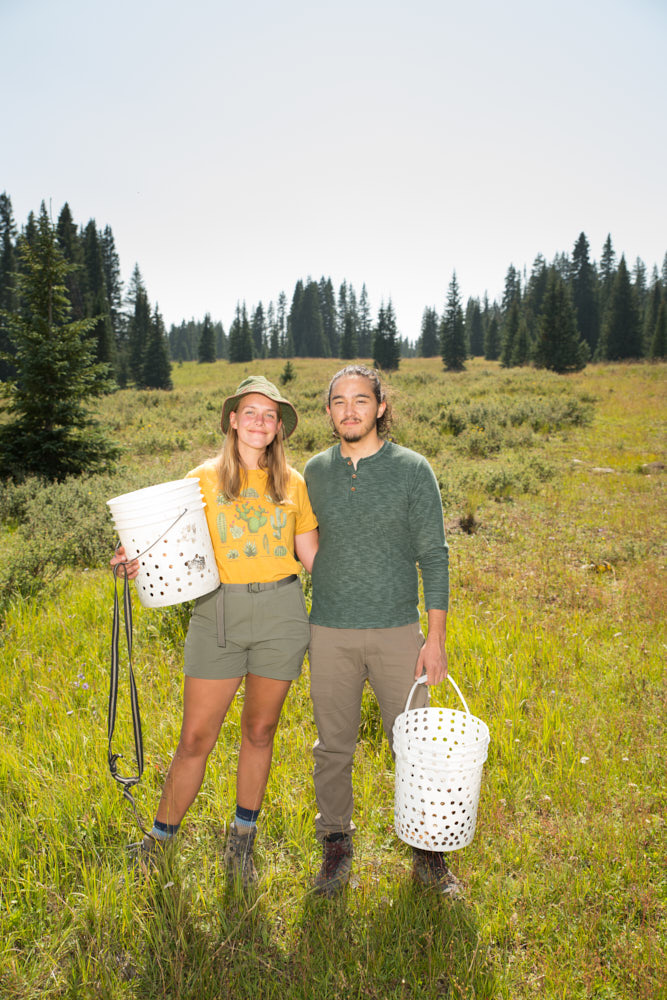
[[235, 674, 292, 811]]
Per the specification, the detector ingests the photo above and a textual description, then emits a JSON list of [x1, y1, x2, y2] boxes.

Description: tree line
[[1, 193, 665, 481], [433, 234, 666, 373]]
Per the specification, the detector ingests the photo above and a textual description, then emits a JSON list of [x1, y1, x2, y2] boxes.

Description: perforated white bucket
[[107, 479, 219, 608], [393, 675, 490, 852]]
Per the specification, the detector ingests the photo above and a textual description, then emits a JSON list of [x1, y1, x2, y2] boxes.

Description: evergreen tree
[[643, 281, 663, 354], [336, 281, 348, 356], [288, 280, 305, 355], [500, 300, 521, 367], [599, 234, 617, 319], [465, 299, 484, 356], [534, 271, 588, 373], [143, 305, 173, 389], [0, 193, 18, 380], [100, 224, 123, 340], [215, 320, 227, 359], [419, 307, 440, 356], [511, 316, 530, 366], [358, 284, 373, 357], [501, 263, 521, 314], [318, 277, 337, 356], [339, 310, 358, 359], [632, 257, 647, 315], [198, 312, 216, 363], [55, 203, 85, 321], [276, 291, 289, 356], [484, 314, 500, 360], [125, 264, 152, 382], [267, 301, 280, 358], [228, 303, 253, 362], [598, 256, 643, 360], [301, 280, 328, 356], [82, 220, 116, 370], [373, 301, 400, 370], [0, 204, 117, 480], [650, 301, 666, 359], [570, 233, 599, 355], [251, 302, 266, 357], [441, 272, 466, 371]]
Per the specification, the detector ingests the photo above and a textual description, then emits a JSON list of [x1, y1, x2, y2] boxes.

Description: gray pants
[[309, 622, 428, 841]]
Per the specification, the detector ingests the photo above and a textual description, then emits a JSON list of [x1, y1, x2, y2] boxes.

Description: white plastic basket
[[107, 479, 219, 608], [393, 675, 490, 852]]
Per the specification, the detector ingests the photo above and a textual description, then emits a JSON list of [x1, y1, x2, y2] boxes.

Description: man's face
[[327, 375, 386, 443]]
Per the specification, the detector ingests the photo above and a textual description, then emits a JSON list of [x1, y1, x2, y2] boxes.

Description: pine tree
[[288, 280, 305, 355], [373, 301, 400, 370], [251, 302, 266, 357], [339, 310, 358, 359], [511, 316, 530, 366], [198, 312, 216, 363], [598, 256, 643, 360], [500, 300, 521, 367], [358, 284, 373, 357], [0, 193, 18, 381], [419, 307, 440, 356], [267, 302, 280, 358], [570, 233, 599, 355], [534, 271, 588, 373], [599, 234, 617, 320], [143, 305, 173, 389], [465, 299, 484, 356], [55, 203, 85, 321], [228, 303, 253, 362], [82, 220, 116, 370], [301, 280, 328, 356], [643, 281, 663, 354], [125, 265, 152, 382], [650, 301, 666, 359], [501, 264, 521, 315], [0, 204, 117, 480], [484, 315, 500, 360], [441, 272, 466, 371], [318, 277, 337, 357]]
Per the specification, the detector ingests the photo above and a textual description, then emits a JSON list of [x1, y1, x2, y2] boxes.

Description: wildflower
[[580, 756, 590, 764]]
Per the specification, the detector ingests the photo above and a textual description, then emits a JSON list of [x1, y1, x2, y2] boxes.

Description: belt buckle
[[247, 582, 262, 593]]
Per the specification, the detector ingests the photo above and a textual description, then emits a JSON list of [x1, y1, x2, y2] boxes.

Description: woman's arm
[[294, 528, 319, 574]]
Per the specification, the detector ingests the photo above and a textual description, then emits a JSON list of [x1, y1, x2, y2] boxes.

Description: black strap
[[108, 556, 149, 834]]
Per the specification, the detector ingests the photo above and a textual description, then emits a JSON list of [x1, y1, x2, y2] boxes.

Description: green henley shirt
[[304, 440, 449, 629]]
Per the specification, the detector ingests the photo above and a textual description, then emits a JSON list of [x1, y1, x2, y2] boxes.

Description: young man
[[304, 365, 459, 897]]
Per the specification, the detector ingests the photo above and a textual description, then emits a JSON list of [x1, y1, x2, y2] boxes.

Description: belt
[[215, 575, 298, 647]]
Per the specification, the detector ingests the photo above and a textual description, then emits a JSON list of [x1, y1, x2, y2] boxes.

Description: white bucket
[[393, 676, 490, 852], [107, 479, 219, 609]]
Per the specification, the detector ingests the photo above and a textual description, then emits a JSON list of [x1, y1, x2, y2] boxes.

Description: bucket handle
[[403, 673, 471, 716]]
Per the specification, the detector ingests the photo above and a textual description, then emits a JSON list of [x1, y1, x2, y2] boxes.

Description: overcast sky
[[3, 0, 666, 339]]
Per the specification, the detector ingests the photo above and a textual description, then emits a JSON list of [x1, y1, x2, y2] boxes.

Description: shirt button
[[352, 474, 357, 479]]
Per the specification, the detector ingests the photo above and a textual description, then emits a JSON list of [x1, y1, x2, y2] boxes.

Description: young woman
[[112, 375, 318, 884]]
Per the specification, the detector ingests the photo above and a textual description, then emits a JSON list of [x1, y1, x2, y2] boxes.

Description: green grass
[[0, 358, 665, 998]]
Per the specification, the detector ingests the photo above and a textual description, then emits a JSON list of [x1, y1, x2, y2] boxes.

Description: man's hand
[[414, 609, 448, 685]]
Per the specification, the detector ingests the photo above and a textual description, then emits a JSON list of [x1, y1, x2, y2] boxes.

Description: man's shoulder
[[305, 445, 338, 476], [382, 441, 432, 471]]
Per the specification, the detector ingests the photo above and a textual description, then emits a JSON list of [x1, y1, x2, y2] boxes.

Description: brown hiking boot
[[127, 833, 173, 872], [314, 833, 353, 897], [223, 822, 258, 886], [412, 848, 461, 896]]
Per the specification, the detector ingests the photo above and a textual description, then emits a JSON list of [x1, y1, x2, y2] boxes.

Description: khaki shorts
[[184, 580, 310, 681]]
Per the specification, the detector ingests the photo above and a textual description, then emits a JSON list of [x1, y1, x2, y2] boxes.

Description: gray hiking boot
[[223, 822, 258, 886], [314, 833, 353, 897], [412, 847, 461, 896], [127, 833, 172, 872]]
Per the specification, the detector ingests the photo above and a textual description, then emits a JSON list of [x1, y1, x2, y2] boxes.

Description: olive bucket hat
[[221, 375, 298, 438]]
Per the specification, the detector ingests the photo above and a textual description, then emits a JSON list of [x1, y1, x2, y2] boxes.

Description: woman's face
[[229, 393, 282, 452]]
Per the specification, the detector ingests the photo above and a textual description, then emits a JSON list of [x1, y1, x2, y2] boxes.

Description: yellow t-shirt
[[187, 461, 318, 585]]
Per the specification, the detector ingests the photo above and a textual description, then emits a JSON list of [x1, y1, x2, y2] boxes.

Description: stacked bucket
[[393, 675, 490, 852], [107, 478, 219, 608]]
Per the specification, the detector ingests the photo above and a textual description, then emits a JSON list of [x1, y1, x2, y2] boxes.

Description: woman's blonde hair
[[215, 423, 290, 503]]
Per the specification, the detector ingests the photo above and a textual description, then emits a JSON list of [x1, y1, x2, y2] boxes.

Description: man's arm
[[414, 608, 448, 685]]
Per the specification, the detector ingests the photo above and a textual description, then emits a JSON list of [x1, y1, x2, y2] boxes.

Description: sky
[[3, 0, 666, 340]]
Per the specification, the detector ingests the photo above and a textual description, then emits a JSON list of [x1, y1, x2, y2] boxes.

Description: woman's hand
[[110, 545, 140, 580]]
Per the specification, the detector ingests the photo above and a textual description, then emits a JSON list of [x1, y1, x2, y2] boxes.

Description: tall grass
[[0, 359, 664, 998]]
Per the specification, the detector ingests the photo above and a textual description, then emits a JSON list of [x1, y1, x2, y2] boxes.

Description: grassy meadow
[[0, 357, 665, 999]]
